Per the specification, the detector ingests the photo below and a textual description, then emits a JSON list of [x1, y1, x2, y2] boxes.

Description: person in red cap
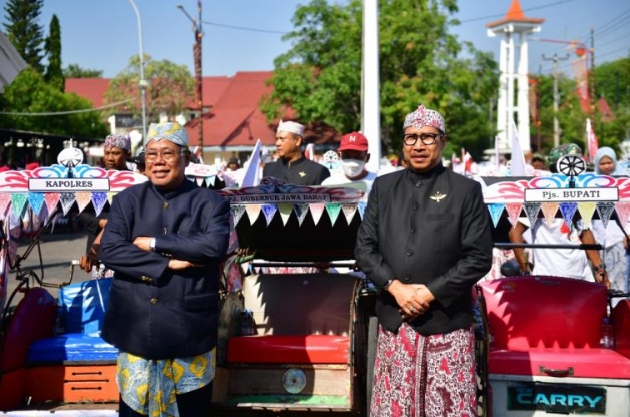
[[322, 131, 376, 196]]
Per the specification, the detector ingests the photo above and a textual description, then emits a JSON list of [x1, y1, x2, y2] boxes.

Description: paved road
[[5, 229, 92, 308]]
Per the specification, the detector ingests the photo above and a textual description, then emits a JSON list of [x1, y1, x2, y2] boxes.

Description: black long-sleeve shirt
[[355, 164, 493, 335], [263, 155, 330, 185]]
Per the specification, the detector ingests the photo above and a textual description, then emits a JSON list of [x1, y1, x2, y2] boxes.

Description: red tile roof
[[187, 71, 276, 148], [65, 78, 110, 108], [66, 71, 341, 149], [486, 0, 545, 29]]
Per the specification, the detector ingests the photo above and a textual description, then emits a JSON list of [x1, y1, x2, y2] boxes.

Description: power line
[[458, 0, 578, 24], [201, 20, 288, 35], [0, 99, 133, 117]]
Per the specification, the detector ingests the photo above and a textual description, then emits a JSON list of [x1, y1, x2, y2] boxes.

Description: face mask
[[341, 159, 366, 178]]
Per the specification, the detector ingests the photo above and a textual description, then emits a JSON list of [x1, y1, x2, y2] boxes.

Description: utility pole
[[177, 2, 203, 160], [543, 53, 569, 147], [590, 27, 596, 115]]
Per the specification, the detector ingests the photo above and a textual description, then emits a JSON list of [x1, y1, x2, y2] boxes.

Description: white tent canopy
[[0, 31, 27, 93]]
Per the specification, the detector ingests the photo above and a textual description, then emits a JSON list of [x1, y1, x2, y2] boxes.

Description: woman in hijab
[[593, 147, 629, 299], [595, 146, 626, 176]]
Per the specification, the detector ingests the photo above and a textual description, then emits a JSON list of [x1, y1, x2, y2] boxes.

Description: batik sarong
[[370, 323, 477, 417]]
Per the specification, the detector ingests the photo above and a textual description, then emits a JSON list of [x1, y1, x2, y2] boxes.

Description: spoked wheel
[[556, 155, 586, 177]]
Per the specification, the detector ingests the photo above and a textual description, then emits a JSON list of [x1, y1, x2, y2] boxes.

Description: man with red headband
[[355, 104, 493, 416]]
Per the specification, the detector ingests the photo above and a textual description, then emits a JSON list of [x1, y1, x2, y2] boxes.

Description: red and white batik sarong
[[370, 322, 477, 417]]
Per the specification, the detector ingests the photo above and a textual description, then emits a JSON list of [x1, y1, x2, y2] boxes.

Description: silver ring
[[410, 308, 417, 314]]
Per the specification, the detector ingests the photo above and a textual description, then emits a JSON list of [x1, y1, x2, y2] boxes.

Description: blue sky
[[2, 0, 629, 78]]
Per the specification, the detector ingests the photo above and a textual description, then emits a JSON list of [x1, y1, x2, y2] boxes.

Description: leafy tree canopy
[[44, 14, 64, 91], [261, 0, 498, 158], [3, 0, 45, 73], [0, 67, 108, 138], [63, 64, 103, 78], [104, 55, 195, 122]]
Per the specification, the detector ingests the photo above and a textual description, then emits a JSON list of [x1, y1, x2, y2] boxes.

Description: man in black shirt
[[262, 120, 330, 185], [355, 104, 493, 416]]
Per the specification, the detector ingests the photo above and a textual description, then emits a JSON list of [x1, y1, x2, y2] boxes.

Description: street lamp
[[127, 0, 148, 142], [177, 2, 204, 159]]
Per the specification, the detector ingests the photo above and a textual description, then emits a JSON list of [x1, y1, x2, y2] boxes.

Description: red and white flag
[[586, 118, 599, 162]]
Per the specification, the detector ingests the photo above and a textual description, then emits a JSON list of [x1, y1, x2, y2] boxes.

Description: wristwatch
[[383, 279, 395, 292], [149, 238, 156, 251]]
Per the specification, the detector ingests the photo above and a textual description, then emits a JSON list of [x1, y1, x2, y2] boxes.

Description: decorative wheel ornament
[[323, 150, 339, 163], [556, 155, 586, 177], [282, 368, 307, 394], [57, 147, 84, 167]]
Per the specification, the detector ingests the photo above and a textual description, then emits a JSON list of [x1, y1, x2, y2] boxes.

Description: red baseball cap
[[339, 131, 369, 152]]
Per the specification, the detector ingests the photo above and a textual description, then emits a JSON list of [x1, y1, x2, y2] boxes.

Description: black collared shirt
[[263, 155, 330, 185], [355, 163, 493, 335]]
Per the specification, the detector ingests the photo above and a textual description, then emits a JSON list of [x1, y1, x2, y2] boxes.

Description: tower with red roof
[[487, 0, 544, 154]]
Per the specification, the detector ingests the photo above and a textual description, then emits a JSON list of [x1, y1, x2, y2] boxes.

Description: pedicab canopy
[[220, 177, 366, 262], [0, 147, 147, 314], [477, 163, 630, 231]]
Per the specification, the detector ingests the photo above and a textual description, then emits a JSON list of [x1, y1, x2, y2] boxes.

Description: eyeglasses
[[144, 150, 185, 163], [403, 133, 443, 146]]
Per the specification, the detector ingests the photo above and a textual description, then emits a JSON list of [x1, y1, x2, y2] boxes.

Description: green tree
[[3, 0, 45, 73], [104, 55, 194, 122], [0, 67, 108, 138], [44, 14, 64, 91], [533, 56, 630, 157], [261, 0, 498, 159], [63, 64, 103, 78]]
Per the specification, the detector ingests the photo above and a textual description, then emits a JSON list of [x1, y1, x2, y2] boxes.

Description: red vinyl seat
[[479, 276, 630, 379], [227, 335, 349, 364]]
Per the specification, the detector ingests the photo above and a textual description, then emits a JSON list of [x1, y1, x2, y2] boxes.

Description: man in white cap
[[263, 120, 330, 185], [355, 104, 493, 416], [100, 121, 230, 417]]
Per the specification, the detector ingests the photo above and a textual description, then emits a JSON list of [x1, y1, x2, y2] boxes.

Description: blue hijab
[[594, 147, 626, 175]]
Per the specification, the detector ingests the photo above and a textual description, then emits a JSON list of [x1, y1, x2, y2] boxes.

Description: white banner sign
[[29, 178, 110, 192], [225, 193, 332, 204], [525, 187, 619, 202]]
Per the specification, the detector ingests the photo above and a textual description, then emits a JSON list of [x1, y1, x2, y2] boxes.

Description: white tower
[[487, 0, 544, 155]]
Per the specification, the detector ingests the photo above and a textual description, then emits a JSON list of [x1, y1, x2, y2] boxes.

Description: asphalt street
[[5, 228, 91, 308]]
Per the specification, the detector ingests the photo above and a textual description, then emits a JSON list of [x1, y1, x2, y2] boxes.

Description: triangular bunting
[[75, 191, 93, 214], [487, 203, 505, 228], [261, 204, 278, 226], [357, 202, 367, 220], [195, 177, 205, 186], [559, 202, 578, 229], [10, 193, 28, 221], [59, 192, 76, 216], [106, 192, 116, 205], [244, 204, 261, 225], [540, 202, 559, 226], [577, 202, 597, 229], [309, 202, 326, 225], [342, 203, 358, 224], [614, 201, 630, 229], [27, 193, 45, 216], [505, 203, 523, 227], [231, 204, 246, 226], [44, 192, 60, 219], [596, 202, 615, 229], [91, 192, 108, 217], [206, 176, 216, 187], [523, 202, 541, 229], [0, 193, 11, 220], [293, 203, 310, 226], [278, 203, 293, 225], [325, 203, 342, 225]]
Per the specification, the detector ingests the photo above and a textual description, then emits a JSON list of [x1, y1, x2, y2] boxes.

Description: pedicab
[[0, 145, 149, 414], [476, 154, 630, 417], [211, 177, 379, 415]]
